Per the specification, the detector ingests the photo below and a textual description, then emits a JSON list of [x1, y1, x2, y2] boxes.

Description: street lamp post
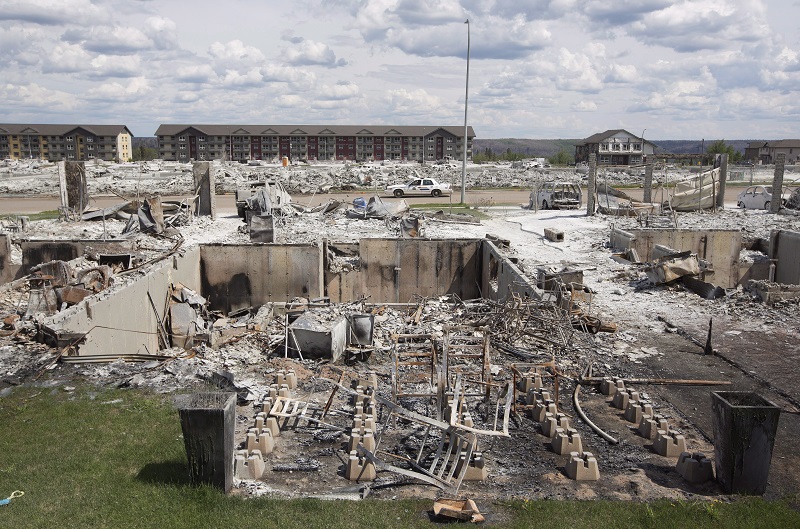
[[461, 19, 470, 205], [641, 128, 646, 164]]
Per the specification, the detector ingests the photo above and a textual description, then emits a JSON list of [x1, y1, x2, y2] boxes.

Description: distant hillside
[[474, 138, 761, 156], [473, 139, 579, 158], [132, 136, 158, 149], [652, 140, 759, 155]]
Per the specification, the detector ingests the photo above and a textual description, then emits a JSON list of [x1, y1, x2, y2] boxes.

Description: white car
[[736, 185, 790, 210], [386, 178, 451, 198]]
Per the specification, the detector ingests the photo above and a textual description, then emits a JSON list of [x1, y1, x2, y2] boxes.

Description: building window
[[86, 137, 93, 143], [178, 136, 186, 141], [600, 155, 610, 163], [67, 145, 74, 150]]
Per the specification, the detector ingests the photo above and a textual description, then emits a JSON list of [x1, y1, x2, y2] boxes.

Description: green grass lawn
[[1, 384, 798, 528]]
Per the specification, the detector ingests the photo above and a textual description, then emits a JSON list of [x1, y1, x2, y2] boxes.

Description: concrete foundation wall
[[200, 244, 324, 313], [770, 230, 800, 284], [610, 229, 742, 288], [481, 241, 540, 300], [0, 234, 14, 284], [42, 246, 201, 356], [325, 239, 481, 303], [20, 239, 134, 278]]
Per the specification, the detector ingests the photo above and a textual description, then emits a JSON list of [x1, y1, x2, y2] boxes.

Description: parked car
[[531, 182, 582, 210], [386, 178, 451, 198], [736, 185, 790, 210]]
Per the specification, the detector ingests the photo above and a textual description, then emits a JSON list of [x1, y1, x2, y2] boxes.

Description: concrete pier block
[[265, 417, 280, 438], [355, 372, 379, 391], [275, 370, 298, 390], [611, 390, 629, 410], [361, 429, 376, 452], [347, 429, 362, 452], [254, 413, 266, 434], [234, 449, 265, 480], [566, 451, 599, 481], [532, 400, 557, 422], [459, 451, 488, 481], [519, 374, 543, 394], [612, 388, 638, 410], [542, 413, 570, 437], [676, 452, 714, 483], [526, 387, 550, 406], [278, 384, 291, 398], [346, 450, 376, 481], [462, 411, 475, 428], [268, 384, 279, 399], [654, 430, 687, 457], [246, 428, 274, 456], [552, 429, 583, 456], [625, 400, 652, 424], [600, 379, 617, 396], [259, 398, 273, 414], [637, 415, 669, 439]]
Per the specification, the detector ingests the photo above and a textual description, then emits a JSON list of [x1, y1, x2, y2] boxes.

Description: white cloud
[[0, 82, 78, 110], [43, 42, 91, 73], [143, 16, 179, 50], [0, 0, 107, 26], [63, 25, 154, 54], [604, 64, 637, 83], [385, 88, 442, 114], [0, 0, 798, 138], [176, 64, 217, 84], [208, 40, 266, 65], [572, 100, 597, 111], [285, 39, 347, 67], [318, 81, 361, 100], [87, 77, 151, 100]]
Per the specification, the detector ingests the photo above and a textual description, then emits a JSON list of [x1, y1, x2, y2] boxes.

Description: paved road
[[0, 186, 752, 215]]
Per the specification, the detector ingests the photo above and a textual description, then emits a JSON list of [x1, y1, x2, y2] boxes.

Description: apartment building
[[0, 124, 133, 163], [154, 124, 475, 162], [575, 129, 656, 165], [744, 140, 800, 164]]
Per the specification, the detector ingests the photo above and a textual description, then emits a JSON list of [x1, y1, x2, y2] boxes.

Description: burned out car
[[531, 182, 582, 210]]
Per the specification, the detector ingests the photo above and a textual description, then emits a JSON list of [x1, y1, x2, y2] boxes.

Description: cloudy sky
[[1, 0, 798, 140]]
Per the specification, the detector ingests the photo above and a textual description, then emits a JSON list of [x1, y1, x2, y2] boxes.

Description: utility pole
[[461, 19, 470, 205]]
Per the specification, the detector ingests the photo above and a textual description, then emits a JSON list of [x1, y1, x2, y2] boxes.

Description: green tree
[[548, 149, 574, 166], [131, 145, 158, 161], [706, 140, 742, 163]]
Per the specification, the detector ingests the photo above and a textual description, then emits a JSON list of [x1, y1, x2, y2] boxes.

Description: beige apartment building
[[0, 124, 133, 163]]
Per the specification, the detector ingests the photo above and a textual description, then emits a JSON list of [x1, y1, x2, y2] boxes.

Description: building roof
[[581, 129, 656, 147], [154, 124, 476, 138], [0, 124, 133, 137], [769, 139, 800, 149]]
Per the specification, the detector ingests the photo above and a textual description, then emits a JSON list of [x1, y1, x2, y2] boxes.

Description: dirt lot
[[0, 160, 798, 502]]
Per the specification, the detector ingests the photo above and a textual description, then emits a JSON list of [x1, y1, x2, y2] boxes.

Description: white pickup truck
[[386, 178, 452, 198]]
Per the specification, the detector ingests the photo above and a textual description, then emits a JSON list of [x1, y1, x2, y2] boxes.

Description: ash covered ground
[[1, 159, 799, 502]]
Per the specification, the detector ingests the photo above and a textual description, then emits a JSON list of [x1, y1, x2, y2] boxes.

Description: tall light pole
[[641, 128, 646, 164], [461, 19, 470, 204]]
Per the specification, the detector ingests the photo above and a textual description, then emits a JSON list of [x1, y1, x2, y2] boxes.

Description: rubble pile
[[5, 158, 781, 198]]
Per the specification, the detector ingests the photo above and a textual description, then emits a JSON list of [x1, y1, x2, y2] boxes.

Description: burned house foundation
[[38, 238, 544, 358]]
